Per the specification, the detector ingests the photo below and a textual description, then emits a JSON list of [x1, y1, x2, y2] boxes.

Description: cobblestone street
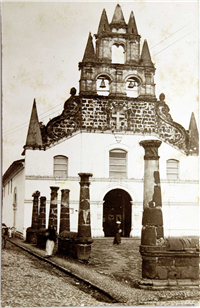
[[1, 242, 115, 307], [1, 240, 200, 307]]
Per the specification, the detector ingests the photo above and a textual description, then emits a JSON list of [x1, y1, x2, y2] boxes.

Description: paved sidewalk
[[8, 237, 200, 306]]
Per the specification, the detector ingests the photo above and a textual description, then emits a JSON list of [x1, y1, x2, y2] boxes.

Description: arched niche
[[126, 76, 141, 98], [112, 44, 125, 64], [97, 74, 110, 96]]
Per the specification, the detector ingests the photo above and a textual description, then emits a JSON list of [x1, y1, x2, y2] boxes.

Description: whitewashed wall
[[23, 132, 199, 237], [2, 169, 25, 236]]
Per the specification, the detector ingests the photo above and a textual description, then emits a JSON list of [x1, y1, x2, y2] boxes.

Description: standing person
[[113, 221, 122, 245], [2, 223, 9, 249], [45, 225, 57, 257]]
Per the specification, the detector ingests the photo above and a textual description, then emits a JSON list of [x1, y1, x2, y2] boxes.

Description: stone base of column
[[76, 243, 92, 262], [58, 232, 78, 258], [139, 239, 199, 289], [26, 227, 38, 244], [36, 228, 47, 249]]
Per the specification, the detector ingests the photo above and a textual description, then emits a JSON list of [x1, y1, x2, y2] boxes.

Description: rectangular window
[[109, 150, 127, 178], [167, 159, 179, 180], [54, 156, 68, 178]]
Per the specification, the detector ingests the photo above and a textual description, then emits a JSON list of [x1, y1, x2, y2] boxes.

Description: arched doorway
[[103, 189, 132, 237]]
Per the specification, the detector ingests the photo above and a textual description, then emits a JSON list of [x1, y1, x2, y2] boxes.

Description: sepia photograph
[[1, 0, 199, 306]]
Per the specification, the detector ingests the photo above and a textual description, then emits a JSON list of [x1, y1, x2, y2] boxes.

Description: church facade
[[2, 5, 199, 239]]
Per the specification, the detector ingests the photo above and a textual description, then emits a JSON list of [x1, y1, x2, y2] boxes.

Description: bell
[[100, 78, 106, 88], [128, 80, 135, 88]]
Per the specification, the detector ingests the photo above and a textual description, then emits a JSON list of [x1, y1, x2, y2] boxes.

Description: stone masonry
[[42, 92, 189, 154]]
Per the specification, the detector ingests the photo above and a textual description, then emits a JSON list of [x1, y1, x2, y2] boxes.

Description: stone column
[[38, 196, 46, 230], [31, 191, 40, 229], [48, 187, 59, 231], [76, 173, 93, 261], [139, 140, 163, 245], [59, 189, 70, 234], [26, 190, 40, 243]]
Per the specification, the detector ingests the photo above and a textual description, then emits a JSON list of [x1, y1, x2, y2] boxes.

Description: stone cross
[[112, 110, 125, 130]]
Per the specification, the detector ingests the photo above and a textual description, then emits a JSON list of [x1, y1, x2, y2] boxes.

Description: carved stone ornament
[[155, 93, 189, 153], [45, 92, 81, 142], [114, 132, 124, 143]]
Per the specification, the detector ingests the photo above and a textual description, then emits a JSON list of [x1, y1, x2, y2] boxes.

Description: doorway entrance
[[103, 189, 132, 237]]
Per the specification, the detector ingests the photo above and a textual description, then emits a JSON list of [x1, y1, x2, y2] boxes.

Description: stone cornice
[[79, 61, 155, 72], [94, 32, 141, 41], [24, 175, 198, 185]]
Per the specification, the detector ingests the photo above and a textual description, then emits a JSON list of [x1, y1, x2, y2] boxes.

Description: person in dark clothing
[[45, 225, 57, 257], [2, 224, 9, 249], [113, 221, 122, 245]]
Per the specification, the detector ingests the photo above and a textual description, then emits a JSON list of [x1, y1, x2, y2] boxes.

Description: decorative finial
[[70, 87, 76, 96], [159, 93, 165, 101]]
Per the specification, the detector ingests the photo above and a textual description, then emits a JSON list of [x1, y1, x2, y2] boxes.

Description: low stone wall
[[140, 237, 199, 284]]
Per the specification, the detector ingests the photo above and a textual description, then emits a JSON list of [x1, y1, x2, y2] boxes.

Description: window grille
[[166, 159, 179, 180], [109, 149, 127, 178], [54, 155, 68, 178]]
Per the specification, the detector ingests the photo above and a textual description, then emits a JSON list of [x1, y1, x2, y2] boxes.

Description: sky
[[2, 0, 199, 173]]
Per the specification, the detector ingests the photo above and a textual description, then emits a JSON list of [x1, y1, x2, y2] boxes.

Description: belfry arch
[[112, 44, 125, 64], [103, 188, 132, 237]]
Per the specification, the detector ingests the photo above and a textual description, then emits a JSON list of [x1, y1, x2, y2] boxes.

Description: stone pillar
[[38, 196, 46, 230], [139, 140, 163, 245], [26, 190, 40, 243], [31, 191, 40, 229], [76, 173, 93, 261], [59, 189, 70, 234], [48, 187, 59, 231]]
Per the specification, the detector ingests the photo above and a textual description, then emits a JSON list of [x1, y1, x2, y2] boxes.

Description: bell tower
[[79, 4, 156, 98]]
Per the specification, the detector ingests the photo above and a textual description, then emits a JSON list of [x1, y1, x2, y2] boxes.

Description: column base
[[26, 227, 38, 244], [76, 243, 92, 261]]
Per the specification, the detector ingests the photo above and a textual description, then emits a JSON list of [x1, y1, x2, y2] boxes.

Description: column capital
[[50, 186, 59, 192], [78, 173, 93, 179], [78, 173, 93, 185], [32, 190, 40, 198], [139, 139, 162, 160], [61, 189, 70, 193], [40, 196, 46, 201]]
